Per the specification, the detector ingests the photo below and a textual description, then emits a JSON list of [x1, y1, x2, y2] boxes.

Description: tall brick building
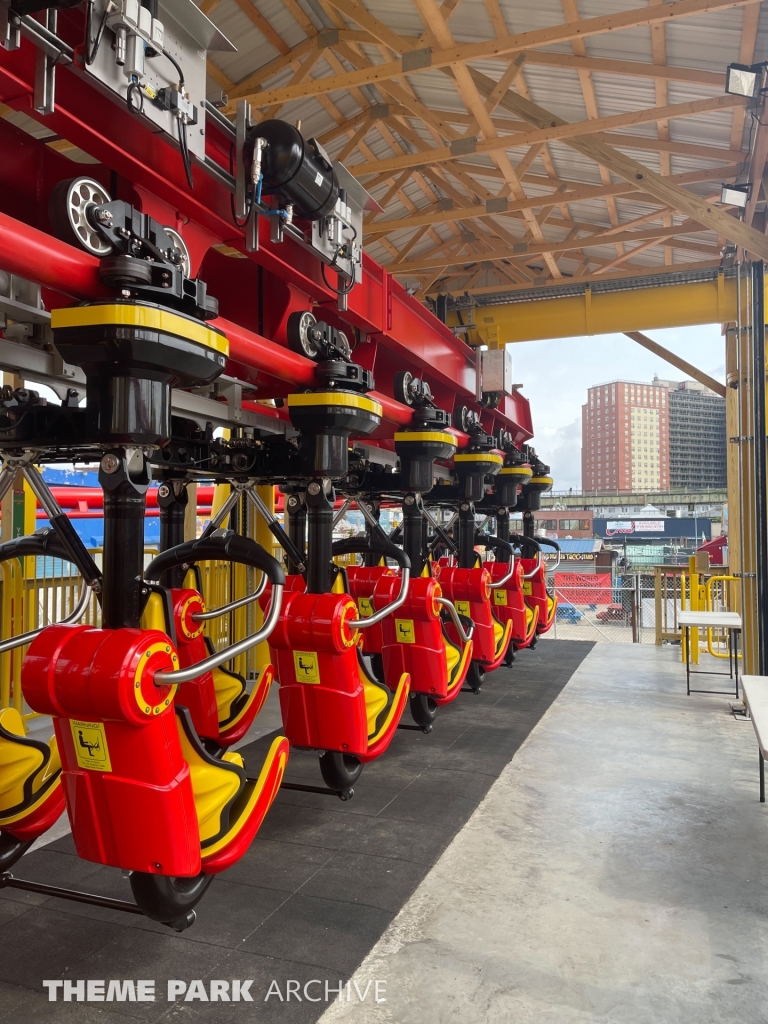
[[582, 376, 726, 494], [581, 380, 670, 494]]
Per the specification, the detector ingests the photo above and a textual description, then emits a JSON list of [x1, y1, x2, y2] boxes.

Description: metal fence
[[542, 571, 657, 644]]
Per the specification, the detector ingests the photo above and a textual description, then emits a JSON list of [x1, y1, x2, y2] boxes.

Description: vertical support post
[[99, 451, 148, 630], [753, 262, 767, 675], [285, 492, 306, 576], [157, 481, 188, 588], [457, 501, 476, 569], [496, 507, 511, 564], [305, 481, 334, 594], [33, 9, 57, 115], [760, 749, 765, 803], [402, 494, 424, 577]]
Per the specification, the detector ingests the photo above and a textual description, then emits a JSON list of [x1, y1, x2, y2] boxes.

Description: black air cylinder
[[244, 120, 339, 220]]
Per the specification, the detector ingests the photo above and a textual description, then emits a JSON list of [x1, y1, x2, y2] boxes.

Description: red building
[[581, 380, 670, 494]]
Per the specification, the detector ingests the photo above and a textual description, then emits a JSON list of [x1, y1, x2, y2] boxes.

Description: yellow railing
[[705, 574, 741, 659], [654, 563, 738, 664]]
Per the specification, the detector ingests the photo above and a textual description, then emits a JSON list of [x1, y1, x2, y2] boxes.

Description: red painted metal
[[268, 588, 410, 762], [435, 565, 513, 670], [376, 573, 472, 702], [484, 560, 539, 650], [0, 31, 534, 443], [519, 557, 558, 634]]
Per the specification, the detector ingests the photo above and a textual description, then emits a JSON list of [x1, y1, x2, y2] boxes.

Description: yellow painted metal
[[704, 575, 741, 659], [252, 484, 275, 673], [457, 273, 744, 345], [51, 303, 229, 356]]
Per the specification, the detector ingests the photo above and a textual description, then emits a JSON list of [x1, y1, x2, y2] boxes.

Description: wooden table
[[677, 610, 742, 698]]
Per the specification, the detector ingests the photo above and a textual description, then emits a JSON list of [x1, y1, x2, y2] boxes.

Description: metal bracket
[[34, 9, 57, 115], [0, 0, 20, 50]]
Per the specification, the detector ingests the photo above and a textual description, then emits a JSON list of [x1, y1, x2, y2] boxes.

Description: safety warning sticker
[[493, 589, 508, 606], [358, 597, 373, 617], [395, 619, 415, 643], [70, 719, 112, 772], [522, 581, 533, 596], [455, 601, 470, 617], [293, 651, 321, 683]]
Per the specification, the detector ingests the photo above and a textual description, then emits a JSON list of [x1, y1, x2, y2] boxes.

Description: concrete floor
[[320, 644, 768, 1024]]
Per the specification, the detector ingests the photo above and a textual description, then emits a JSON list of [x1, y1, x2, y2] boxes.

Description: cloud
[[536, 418, 582, 490], [509, 323, 725, 489]]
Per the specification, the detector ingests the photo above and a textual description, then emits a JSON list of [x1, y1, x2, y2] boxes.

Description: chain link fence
[[542, 571, 661, 644]]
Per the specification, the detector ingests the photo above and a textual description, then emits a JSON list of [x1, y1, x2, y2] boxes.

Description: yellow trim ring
[[287, 392, 382, 417], [499, 466, 532, 476], [179, 595, 204, 639], [528, 476, 554, 486], [454, 452, 504, 465], [394, 431, 457, 446], [135, 642, 178, 715], [51, 304, 229, 357]]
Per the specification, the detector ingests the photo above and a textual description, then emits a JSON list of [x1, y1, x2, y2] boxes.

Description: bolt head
[[158, 484, 170, 498], [101, 453, 120, 474], [307, 481, 321, 495]]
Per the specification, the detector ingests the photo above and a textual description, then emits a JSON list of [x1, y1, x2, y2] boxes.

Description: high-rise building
[[582, 380, 670, 494], [655, 378, 727, 490], [581, 376, 725, 494]]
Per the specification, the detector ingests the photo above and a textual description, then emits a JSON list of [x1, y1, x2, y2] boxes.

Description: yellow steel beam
[[458, 273, 743, 345]]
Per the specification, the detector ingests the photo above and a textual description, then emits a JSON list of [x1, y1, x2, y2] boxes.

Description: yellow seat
[[175, 706, 288, 866], [0, 707, 61, 826], [357, 653, 391, 739]]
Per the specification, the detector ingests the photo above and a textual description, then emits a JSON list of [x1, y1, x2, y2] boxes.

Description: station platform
[[322, 644, 768, 1024], [4, 640, 764, 1023], [0, 641, 589, 1023]]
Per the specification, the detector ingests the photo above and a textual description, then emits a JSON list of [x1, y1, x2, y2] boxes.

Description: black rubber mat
[[0, 639, 593, 1023]]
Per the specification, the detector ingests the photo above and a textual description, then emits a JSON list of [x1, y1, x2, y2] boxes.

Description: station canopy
[[203, 0, 768, 306]]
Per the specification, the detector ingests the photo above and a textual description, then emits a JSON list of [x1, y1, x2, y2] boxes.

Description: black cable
[[85, 0, 109, 66], [321, 261, 356, 295], [126, 80, 144, 115], [179, 118, 194, 190], [161, 46, 185, 88]]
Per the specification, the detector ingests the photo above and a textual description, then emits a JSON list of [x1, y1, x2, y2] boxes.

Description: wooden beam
[[388, 220, 713, 272], [518, 49, 725, 89], [467, 67, 768, 262], [236, 0, 760, 108], [231, 0, 289, 55], [625, 331, 726, 396], [365, 166, 725, 238], [345, 94, 746, 178]]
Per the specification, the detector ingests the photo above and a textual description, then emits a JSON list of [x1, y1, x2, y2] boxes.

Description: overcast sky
[[512, 323, 727, 492]]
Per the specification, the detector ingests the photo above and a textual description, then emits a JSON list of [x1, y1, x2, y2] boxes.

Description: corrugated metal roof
[[202, 0, 768, 294]]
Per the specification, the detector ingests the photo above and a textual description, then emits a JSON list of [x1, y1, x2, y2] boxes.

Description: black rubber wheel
[[409, 692, 438, 730], [394, 370, 414, 406], [454, 405, 469, 432], [466, 660, 485, 694], [129, 871, 213, 931], [0, 831, 34, 871], [49, 176, 113, 255], [287, 310, 319, 359], [319, 750, 363, 791]]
